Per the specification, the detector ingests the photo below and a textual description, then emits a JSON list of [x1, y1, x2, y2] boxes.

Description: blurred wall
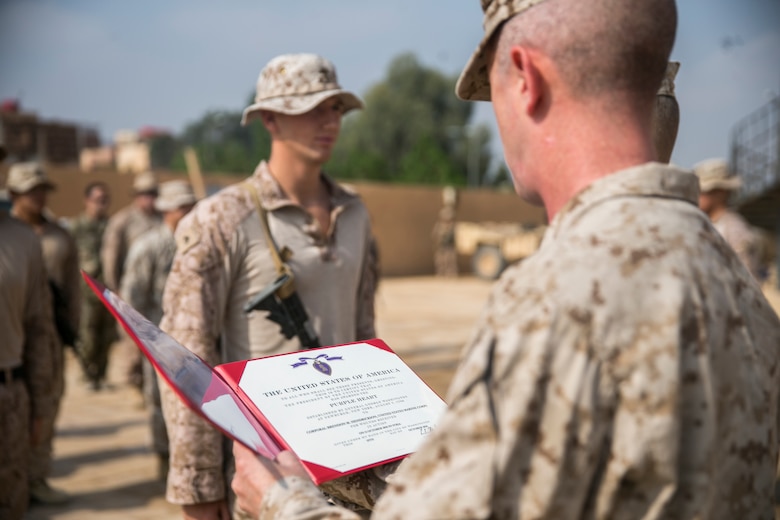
[[0, 165, 546, 277]]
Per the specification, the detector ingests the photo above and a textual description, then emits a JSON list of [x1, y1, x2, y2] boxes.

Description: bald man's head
[[496, 0, 677, 100]]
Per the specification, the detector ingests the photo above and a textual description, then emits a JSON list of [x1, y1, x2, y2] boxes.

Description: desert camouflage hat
[[6, 161, 56, 193], [133, 171, 159, 194], [241, 53, 364, 125], [154, 180, 197, 212], [456, 0, 548, 101], [693, 158, 742, 193]]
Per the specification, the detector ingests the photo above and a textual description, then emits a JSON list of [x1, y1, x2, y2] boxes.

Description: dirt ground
[[23, 277, 780, 520]]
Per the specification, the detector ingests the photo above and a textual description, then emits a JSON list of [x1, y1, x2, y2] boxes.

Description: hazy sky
[[1, 0, 778, 171]]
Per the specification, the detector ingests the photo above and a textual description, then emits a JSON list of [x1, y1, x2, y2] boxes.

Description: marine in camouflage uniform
[[101, 171, 162, 291], [159, 54, 379, 519], [0, 202, 56, 519], [7, 162, 80, 505], [230, 1, 780, 519], [432, 191, 458, 277], [693, 158, 762, 279], [69, 182, 116, 389], [101, 171, 161, 388], [120, 180, 198, 481]]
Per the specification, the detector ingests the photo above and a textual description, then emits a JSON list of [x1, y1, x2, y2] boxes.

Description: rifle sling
[[242, 181, 295, 298]]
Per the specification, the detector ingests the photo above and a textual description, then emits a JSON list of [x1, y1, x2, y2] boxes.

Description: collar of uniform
[[546, 162, 700, 241], [250, 160, 359, 211]]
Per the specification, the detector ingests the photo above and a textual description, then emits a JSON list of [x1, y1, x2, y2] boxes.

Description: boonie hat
[[133, 171, 159, 194], [5, 161, 56, 193], [241, 53, 363, 125], [693, 158, 742, 192], [154, 180, 198, 212], [456, 0, 548, 101]]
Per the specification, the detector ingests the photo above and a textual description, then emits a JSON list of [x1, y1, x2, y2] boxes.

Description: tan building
[[114, 130, 151, 175]]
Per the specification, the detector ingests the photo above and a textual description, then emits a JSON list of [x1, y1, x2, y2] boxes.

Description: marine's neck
[[533, 100, 655, 221], [267, 149, 327, 208], [11, 206, 45, 227]]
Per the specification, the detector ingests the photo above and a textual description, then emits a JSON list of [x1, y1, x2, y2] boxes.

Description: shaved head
[[497, 0, 677, 99]]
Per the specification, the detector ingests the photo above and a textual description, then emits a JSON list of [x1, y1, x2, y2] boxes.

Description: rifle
[[243, 272, 321, 349]]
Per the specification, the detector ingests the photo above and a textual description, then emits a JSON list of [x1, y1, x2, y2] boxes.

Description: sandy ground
[[23, 277, 780, 519]]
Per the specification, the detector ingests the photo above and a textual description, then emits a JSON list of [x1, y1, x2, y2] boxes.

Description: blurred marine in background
[[69, 181, 116, 390], [0, 145, 57, 518], [7, 162, 80, 505], [120, 180, 198, 483], [101, 171, 161, 390], [693, 158, 763, 280]]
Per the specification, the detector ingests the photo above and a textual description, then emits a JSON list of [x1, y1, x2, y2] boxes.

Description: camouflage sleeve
[[100, 211, 126, 291], [64, 231, 82, 335], [120, 239, 154, 320], [260, 477, 363, 520], [160, 212, 231, 505], [23, 240, 55, 420], [319, 460, 400, 511], [354, 232, 379, 341]]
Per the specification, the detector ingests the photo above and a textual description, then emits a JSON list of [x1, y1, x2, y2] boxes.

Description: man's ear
[[509, 46, 544, 117], [260, 111, 278, 135]]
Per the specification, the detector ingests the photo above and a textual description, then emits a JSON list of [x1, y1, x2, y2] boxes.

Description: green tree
[[148, 134, 179, 169], [485, 161, 514, 189], [175, 99, 271, 175], [329, 53, 493, 186]]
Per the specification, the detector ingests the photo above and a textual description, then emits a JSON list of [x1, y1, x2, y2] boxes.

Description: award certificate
[[222, 341, 447, 476]]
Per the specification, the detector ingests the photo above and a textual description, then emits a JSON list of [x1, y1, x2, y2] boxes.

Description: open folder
[[82, 271, 446, 485]]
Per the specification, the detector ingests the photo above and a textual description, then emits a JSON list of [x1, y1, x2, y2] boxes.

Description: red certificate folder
[[82, 272, 446, 485]]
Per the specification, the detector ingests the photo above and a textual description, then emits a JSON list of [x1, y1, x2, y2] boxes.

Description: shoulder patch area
[[176, 222, 201, 255]]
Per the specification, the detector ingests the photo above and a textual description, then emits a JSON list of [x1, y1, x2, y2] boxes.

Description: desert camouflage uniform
[[712, 209, 761, 279], [101, 205, 161, 387], [160, 161, 379, 510], [257, 163, 780, 520], [101, 205, 162, 291], [0, 214, 55, 518], [120, 224, 177, 461], [432, 208, 458, 277], [69, 213, 116, 386], [27, 217, 81, 483]]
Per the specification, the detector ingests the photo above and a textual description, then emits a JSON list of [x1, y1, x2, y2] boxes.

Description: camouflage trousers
[[77, 297, 117, 386], [0, 379, 31, 519], [142, 358, 168, 457], [115, 335, 144, 390], [29, 342, 64, 482], [434, 247, 458, 277]]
